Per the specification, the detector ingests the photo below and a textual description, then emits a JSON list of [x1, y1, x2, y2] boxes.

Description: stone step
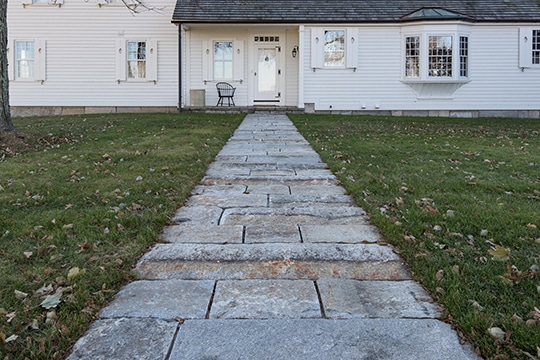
[[135, 243, 410, 281]]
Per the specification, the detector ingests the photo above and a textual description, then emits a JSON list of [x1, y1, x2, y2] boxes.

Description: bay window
[[403, 32, 469, 81]]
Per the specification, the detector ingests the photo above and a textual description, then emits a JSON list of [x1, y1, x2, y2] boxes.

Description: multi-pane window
[[532, 30, 540, 65], [405, 36, 420, 77], [213, 41, 233, 80], [404, 33, 469, 80], [428, 36, 452, 77], [127, 41, 146, 79], [15, 41, 35, 79], [324, 30, 345, 67], [460, 36, 469, 77]]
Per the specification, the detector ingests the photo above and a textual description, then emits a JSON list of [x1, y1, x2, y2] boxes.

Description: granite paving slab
[[244, 224, 301, 243], [210, 280, 321, 319], [161, 224, 243, 244], [99, 280, 214, 320], [269, 194, 355, 207], [317, 279, 441, 319], [220, 206, 368, 226], [170, 319, 479, 360], [301, 224, 382, 243], [186, 193, 268, 208], [67, 318, 177, 360], [170, 205, 223, 225]]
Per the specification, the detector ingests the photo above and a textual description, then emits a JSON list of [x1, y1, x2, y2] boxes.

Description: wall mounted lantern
[[292, 45, 298, 58]]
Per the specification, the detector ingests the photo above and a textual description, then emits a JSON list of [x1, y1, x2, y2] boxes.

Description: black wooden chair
[[216, 82, 236, 106]]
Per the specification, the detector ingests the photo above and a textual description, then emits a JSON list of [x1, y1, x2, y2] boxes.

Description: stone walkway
[[68, 113, 479, 359]]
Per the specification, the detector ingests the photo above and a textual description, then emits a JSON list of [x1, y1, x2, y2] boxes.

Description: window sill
[[401, 79, 470, 99]]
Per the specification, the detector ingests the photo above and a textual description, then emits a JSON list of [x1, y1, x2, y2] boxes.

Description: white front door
[[254, 45, 280, 103]]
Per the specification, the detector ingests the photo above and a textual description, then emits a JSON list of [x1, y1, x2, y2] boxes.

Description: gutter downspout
[[178, 23, 182, 112]]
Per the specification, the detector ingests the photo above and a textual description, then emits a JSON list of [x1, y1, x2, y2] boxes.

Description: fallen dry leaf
[[488, 245, 510, 261], [14, 290, 28, 300], [436, 269, 445, 281], [487, 327, 505, 340], [40, 292, 62, 309]]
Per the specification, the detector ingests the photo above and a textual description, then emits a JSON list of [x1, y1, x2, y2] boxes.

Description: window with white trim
[[405, 36, 420, 77], [9, 39, 46, 82], [127, 41, 146, 79], [403, 33, 469, 80], [428, 36, 452, 77], [15, 41, 35, 79], [201, 40, 244, 83], [310, 27, 358, 70], [115, 39, 157, 83], [532, 30, 540, 65], [213, 41, 233, 80], [324, 30, 345, 67], [459, 36, 469, 77]]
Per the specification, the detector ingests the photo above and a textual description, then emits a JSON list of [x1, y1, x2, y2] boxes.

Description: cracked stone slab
[[171, 205, 223, 225], [66, 318, 178, 360], [301, 225, 382, 243], [244, 224, 301, 243], [220, 207, 368, 226], [169, 319, 480, 360], [161, 225, 243, 244], [99, 280, 214, 320], [210, 280, 321, 319], [317, 280, 441, 319]]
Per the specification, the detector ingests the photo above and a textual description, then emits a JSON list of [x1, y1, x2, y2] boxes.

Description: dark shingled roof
[[172, 0, 540, 23]]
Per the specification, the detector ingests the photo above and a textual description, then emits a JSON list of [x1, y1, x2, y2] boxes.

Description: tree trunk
[[0, 0, 16, 132]]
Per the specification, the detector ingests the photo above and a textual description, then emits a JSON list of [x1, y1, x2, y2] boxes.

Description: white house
[[7, 0, 540, 117]]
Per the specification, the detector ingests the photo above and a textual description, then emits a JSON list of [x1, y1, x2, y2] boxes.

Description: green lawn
[[0, 113, 244, 359], [290, 114, 540, 360]]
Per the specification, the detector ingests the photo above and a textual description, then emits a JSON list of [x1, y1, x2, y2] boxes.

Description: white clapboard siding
[[7, 0, 178, 107], [303, 24, 540, 111]]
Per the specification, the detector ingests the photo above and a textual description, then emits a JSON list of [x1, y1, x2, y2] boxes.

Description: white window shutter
[[7, 44, 14, 81], [35, 39, 46, 82], [233, 40, 244, 81], [519, 27, 532, 68], [147, 39, 158, 82], [310, 28, 323, 69], [346, 28, 359, 70], [115, 39, 126, 82], [202, 40, 210, 82]]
